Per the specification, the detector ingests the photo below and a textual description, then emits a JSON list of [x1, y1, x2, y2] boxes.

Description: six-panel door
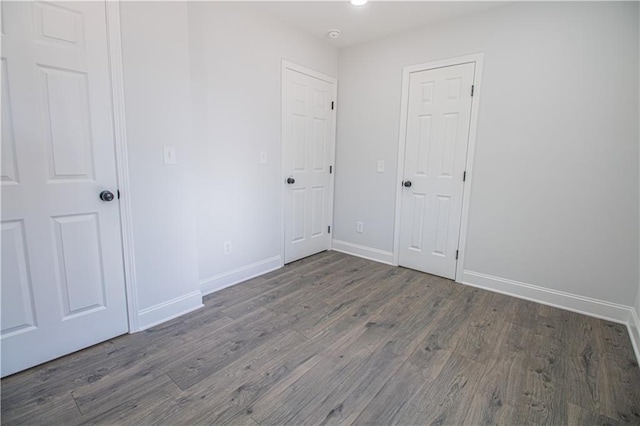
[[1, 1, 128, 377], [398, 63, 475, 279], [283, 66, 335, 264]]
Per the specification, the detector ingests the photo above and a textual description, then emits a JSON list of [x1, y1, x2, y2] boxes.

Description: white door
[[398, 62, 475, 279], [282, 64, 336, 264], [1, 1, 128, 377]]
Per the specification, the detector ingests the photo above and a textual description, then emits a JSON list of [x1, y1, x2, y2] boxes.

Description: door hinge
[[456, 250, 459, 260], [331, 101, 335, 110], [328, 225, 331, 234], [471, 85, 474, 97], [463, 171, 466, 182], [329, 165, 333, 174]]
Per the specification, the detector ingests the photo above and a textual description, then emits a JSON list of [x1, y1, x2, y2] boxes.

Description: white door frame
[[106, 1, 138, 332], [280, 60, 338, 265], [392, 53, 484, 281]]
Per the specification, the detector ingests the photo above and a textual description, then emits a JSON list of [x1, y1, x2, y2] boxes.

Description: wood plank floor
[[2, 251, 640, 425]]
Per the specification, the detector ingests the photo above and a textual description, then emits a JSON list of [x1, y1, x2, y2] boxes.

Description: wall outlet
[[259, 151, 268, 164], [163, 146, 177, 164], [377, 160, 385, 173], [223, 240, 232, 255], [356, 221, 364, 233]]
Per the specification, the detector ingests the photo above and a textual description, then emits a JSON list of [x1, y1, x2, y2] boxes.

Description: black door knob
[[286, 177, 295, 184], [403, 180, 412, 188], [99, 190, 115, 202]]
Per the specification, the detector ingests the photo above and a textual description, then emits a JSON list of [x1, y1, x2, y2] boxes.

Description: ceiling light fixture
[[327, 29, 341, 39], [350, 0, 368, 6]]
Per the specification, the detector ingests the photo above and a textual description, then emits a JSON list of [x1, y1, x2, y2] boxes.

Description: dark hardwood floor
[[2, 251, 640, 425]]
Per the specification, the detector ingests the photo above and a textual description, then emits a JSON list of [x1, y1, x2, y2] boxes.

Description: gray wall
[[334, 2, 639, 304], [119, 1, 339, 323], [116, 1, 639, 329], [120, 2, 201, 322], [188, 3, 338, 290]]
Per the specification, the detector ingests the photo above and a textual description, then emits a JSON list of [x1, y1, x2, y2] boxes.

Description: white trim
[[628, 308, 640, 364], [461, 269, 640, 364], [106, 1, 139, 332], [137, 291, 203, 331], [460, 270, 631, 324], [454, 54, 484, 281], [281, 60, 338, 265], [200, 256, 282, 296], [282, 60, 337, 85], [392, 53, 484, 280], [331, 240, 394, 265], [391, 60, 411, 267]]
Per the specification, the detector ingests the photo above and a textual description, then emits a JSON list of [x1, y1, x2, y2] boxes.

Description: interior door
[[1, 1, 128, 377], [398, 62, 475, 279], [282, 65, 336, 264]]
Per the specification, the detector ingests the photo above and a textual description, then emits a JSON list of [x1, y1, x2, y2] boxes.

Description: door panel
[[283, 66, 335, 264], [1, 58, 18, 184], [292, 188, 306, 243], [398, 63, 475, 279], [52, 213, 107, 318], [39, 65, 95, 180], [310, 186, 324, 237], [1, 1, 128, 377], [1, 221, 37, 336]]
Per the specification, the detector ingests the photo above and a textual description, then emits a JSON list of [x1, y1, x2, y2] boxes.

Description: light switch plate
[[163, 146, 177, 164], [259, 151, 267, 164], [377, 160, 385, 173]]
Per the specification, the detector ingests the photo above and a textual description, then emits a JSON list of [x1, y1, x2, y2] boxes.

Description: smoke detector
[[327, 29, 341, 39]]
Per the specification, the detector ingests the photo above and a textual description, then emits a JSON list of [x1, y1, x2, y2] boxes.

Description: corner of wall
[[459, 269, 640, 363], [120, 1, 202, 332], [636, 0, 640, 366], [459, 270, 634, 324], [629, 305, 640, 364], [200, 256, 282, 296], [331, 240, 395, 265], [186, 2, 338, 302], [136, 290, 203, 331]]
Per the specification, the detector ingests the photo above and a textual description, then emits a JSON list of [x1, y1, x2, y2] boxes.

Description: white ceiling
[[248, 1, 506, 48]]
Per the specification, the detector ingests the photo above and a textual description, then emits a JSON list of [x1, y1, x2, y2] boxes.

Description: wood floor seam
[[165, 372, 185, 393], [71, 392, 84, 417]]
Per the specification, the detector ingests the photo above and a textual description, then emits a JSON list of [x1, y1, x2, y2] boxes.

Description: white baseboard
[[628, 308, 640, 364], [137, 290, 203, 331], [459, 270, 632, 324], [199, 255, 282, 296], [331, 240, 394, 265]]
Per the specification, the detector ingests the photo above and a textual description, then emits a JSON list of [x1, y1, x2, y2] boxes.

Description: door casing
[[392, 53, 484, 281], [105, 1, 138, 332], [280, 60, 338, 265]]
